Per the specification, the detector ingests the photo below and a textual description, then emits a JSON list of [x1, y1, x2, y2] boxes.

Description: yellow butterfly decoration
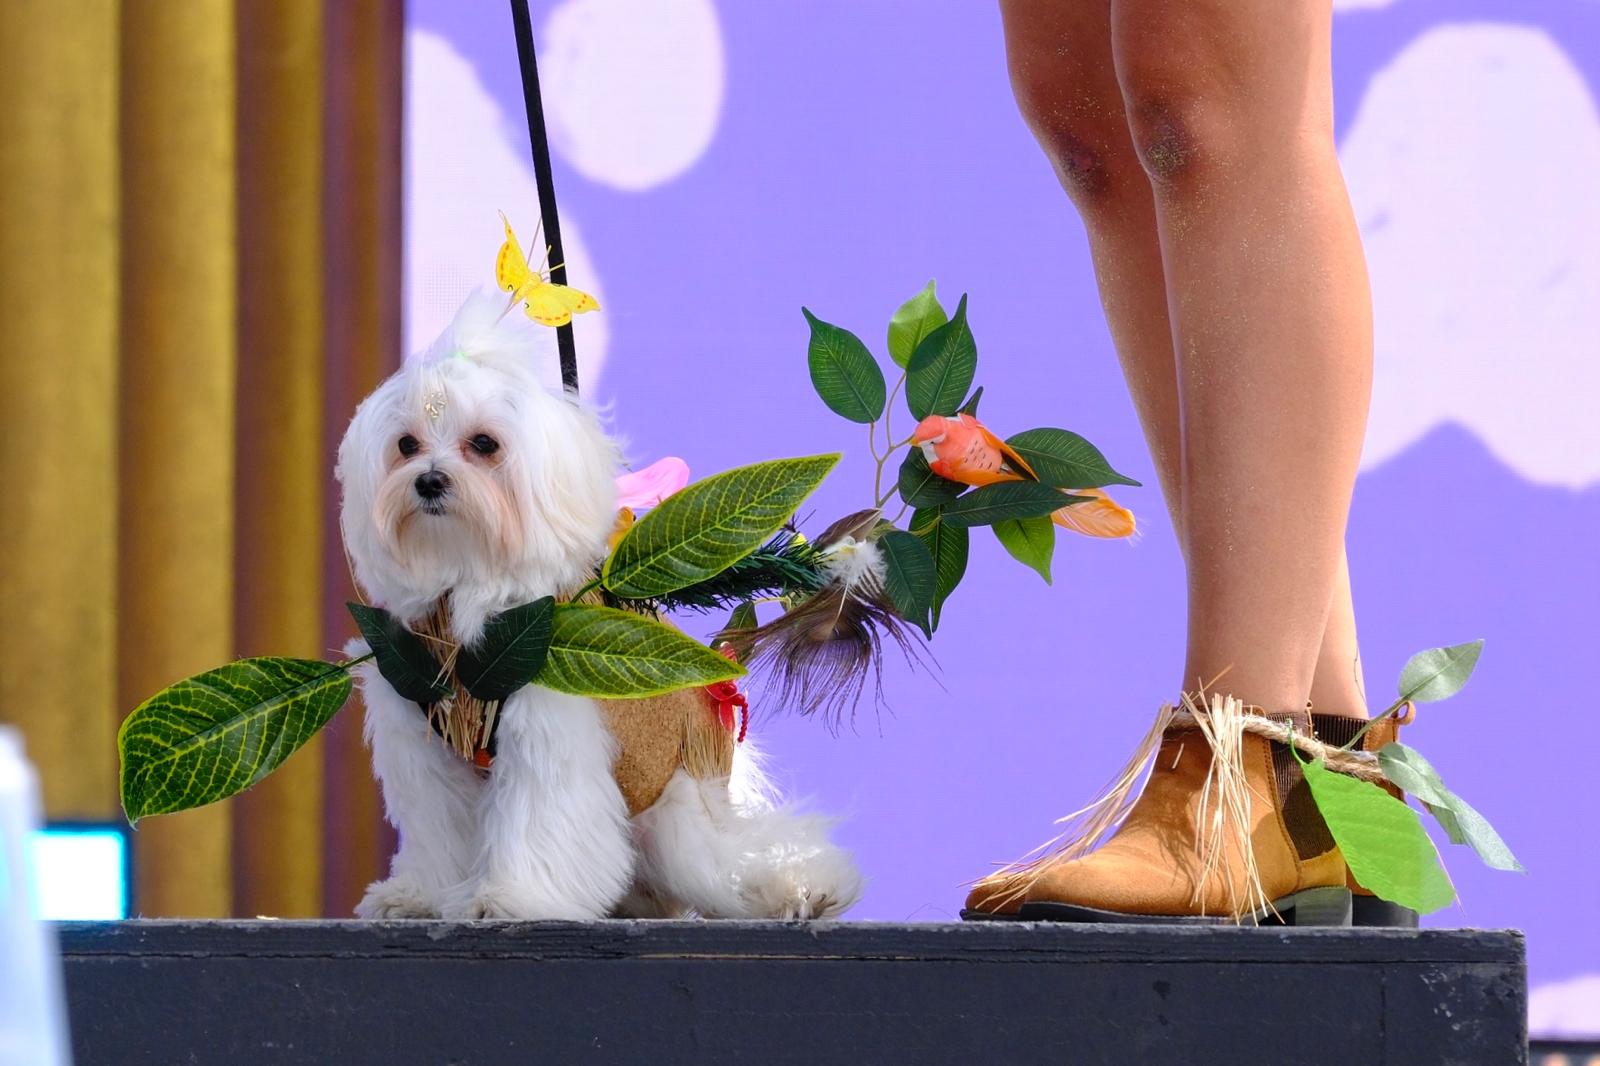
[[495, 211, 600, 327]]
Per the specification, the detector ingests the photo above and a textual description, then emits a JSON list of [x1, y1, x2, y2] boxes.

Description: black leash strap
[[510, 0, 580, 395]]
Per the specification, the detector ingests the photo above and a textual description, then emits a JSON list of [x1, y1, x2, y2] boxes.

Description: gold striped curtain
[[0, 0, 402, 917]]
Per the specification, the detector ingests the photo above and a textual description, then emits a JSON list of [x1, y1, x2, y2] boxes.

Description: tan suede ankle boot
[[963, 698, 1354, 925], [1312, 704, 1421, 927]]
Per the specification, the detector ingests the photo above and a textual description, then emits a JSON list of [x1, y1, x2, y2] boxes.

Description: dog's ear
[[511, 388, 620, 571]]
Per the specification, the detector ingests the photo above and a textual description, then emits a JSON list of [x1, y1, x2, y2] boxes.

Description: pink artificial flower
[[614, 457, 690, 510]]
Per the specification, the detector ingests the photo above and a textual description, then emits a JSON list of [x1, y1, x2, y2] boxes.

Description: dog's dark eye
[[469, 434, 499, 456], [397, 434, 420, 458]]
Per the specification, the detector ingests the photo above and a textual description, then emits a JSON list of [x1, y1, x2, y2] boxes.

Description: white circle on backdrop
[[540, 0, 726, 192], [405, 30, 609, 388], [1342, 23, 1600, 487]]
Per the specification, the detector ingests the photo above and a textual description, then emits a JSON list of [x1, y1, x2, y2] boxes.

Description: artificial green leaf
[[803, 308, 886, 423], [906, 294, 976, 421], [1005, 428, 1140, 490], [993, 515, 1055, 584], [714, 600, 759, 646], [877, 529, 937, 638], [887, 280, 948, 369], [603, 455, 840, 598], [540, 604, 744, 698], [119, 657, 353, 822], [1397, 640, 1484, 704], [911, 508, 968, 630], [1302, 759, 1456, 914], [942, 482, 1081, 528], [959, 386, 984, 416], [897, 448, 964, 509], [347, 602, 451, 704], [455, 597, 554, 701], [1377, 742, 1523, 872]]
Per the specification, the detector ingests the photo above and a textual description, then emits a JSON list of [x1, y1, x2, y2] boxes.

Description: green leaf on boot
[[603, 455, 839, 598], [877, 529, 937, 638], [1302, 759, 1457, 915], [887, 280, 947, 369], [539, 604, 744, 698], [456, 597, 555, 702], [906, 294, 976, 421], [993, 515, 1055, 584], [804, 308, 885, 423], [1004, 427, 1140, 490], [910, 508, 968, 631], [119, 657, 353, 822], [347, 602, 451, 704], [942, 481, 1083, 528], [1397, 640, 1484, 703], [897, 448, 964, 509], [1377, 741, 1523, 873]]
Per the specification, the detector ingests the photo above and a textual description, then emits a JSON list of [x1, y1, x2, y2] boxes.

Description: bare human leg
[[999, 0, 1371, 717]]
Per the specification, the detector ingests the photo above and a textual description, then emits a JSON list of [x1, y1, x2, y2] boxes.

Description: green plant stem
[[572, 577, 602, 602], [1340, 698, 1407, 751], [882, 371, 906, 449], [341, 652, 375, 669], [869, 371, 911, 506], [871, 432, 919, 510]]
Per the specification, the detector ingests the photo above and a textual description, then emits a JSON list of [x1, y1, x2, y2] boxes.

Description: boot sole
[[962, 886, 1355, 926]]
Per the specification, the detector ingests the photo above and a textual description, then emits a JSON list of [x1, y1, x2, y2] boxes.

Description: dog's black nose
[[414, 470, 451, 500]]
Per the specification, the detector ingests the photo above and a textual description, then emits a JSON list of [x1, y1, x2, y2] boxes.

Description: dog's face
[[337, 351, 617, 618]]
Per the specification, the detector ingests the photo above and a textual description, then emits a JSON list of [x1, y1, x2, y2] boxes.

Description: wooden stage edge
[[59, 919, 1527, 1065]]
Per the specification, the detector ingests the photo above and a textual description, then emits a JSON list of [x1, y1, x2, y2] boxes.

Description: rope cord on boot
[[1165, 708, 1388, 784]]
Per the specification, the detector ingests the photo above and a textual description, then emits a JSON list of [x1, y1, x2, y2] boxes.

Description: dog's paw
[[355, 877, 439, 919], [739, 850, 862, 921], [438, 879, 606, 921]]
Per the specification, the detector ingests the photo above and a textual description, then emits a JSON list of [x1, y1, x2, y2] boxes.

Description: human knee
[[1009, 63, 1146, 210], [1117, 72, 1237, 188]]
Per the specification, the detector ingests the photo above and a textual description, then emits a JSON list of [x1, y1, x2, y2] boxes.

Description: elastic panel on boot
[[1273, 742, 1337, 859], [1311, 714, 1365, 750]]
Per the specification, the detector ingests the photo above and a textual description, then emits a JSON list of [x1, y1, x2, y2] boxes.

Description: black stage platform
[[58, 919, 1527, 1064]]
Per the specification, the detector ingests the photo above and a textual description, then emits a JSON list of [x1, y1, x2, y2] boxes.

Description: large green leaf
[[906, 294, 976, 421], [346, 602, 451, 704], [803, 308, 885, 423], [993, 515, 1055, 584], [540, 604, 744, 698], [603, 455, 840, 598], [897, 448, 964, 509], [887, 280, 947, 369], [456, 597, 554, 702], [1005, 428, 1140, 490], [1377, 742, 1523, 872], [910, 508, 968, 630], [942, 482, 1081, 528], [119, 657, 352, 822], [877, 529, 937, 638], [1397, 640, 1483, 703], [1302, 759, 1456, 914]]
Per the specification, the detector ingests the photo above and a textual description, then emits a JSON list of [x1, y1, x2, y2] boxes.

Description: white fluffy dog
[[337, 290, 861, 921]]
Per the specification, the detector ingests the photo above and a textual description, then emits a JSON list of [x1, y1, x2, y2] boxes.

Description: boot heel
[[1281, 886, 1352, 926], [1351, 894, 1419, 928]]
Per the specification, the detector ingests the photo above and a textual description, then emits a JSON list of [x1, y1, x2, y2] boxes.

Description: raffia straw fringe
[[410, 597, 495, 761], [971, 691, 1387, 919]]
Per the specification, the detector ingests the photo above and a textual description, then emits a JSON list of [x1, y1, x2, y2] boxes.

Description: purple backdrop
[[406, 0, 1600, 1024]]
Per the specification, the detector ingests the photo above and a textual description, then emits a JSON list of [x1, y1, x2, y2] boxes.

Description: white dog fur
[[337, 289, 860, 921]]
